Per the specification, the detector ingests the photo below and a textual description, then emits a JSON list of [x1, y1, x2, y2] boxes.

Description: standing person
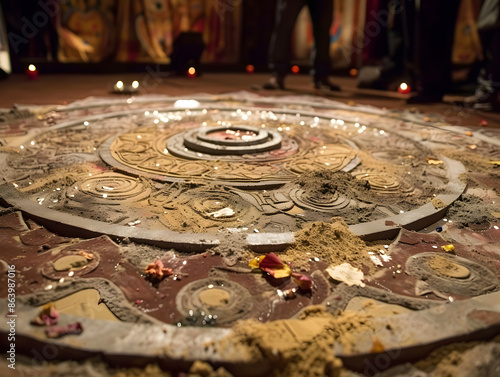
[[462, 0, 500, 111], [407, 0, 461, 103], [263, 0, 340, 91]]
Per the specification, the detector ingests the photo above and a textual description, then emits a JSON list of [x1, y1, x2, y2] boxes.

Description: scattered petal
[[489, 161, 500, 166], [426, 157, 443, 165], [145, 259, 173, 281], [259, 252, 292, 278], [259, 252, 285, 270], [291, 272, 314, 291], [45, 322, 83, 338], [441, 244, 455, 253], [326, 263, 365, 287], [467, 144, 477, 150], [250, 252, 292, 278], [268, 264, 292, 279], [32, 303, 59, 326], [248, 255, 266, 269], [465, 131, 473, 136], [479, 119, 488, 127]]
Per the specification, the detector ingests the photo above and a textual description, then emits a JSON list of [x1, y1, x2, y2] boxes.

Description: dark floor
[[1, 73, 499, 130]]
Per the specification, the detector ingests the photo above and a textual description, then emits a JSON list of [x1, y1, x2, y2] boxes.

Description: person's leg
[[461, 1, 500, 111], [487, 28, 500, 85], [408, 0, 460, 103], [464, 27, 500, 110], [307, 0, 340, 90], [266, 0, 306, 89]]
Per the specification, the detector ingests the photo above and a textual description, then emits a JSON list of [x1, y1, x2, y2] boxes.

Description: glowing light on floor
[[398, 82, 411, 94], [187, 67, 196, 78]]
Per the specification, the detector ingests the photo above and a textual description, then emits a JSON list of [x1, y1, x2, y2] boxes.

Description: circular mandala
[[355, 171, 419, 197], [406, 253, 499, 297], [176, 278, 253, 325], [152, 186, 260, 232], [66, 173, 151, 204], [0, 99, 466, 243], [289, 187, 351, 212]]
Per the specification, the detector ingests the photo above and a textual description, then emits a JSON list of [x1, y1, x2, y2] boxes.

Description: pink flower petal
[[32, 303, 59, 326], [292, 272, 313, 291], [45, 322, 83, 338]]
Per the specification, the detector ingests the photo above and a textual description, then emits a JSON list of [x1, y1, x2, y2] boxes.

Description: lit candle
[[246, 64, 255, 74], [187, 67, 196, 78], [114, 80, 124, 92], [26, 64, 38, 80], [398, 82, 411, 94], [291, 65, 300, 74]]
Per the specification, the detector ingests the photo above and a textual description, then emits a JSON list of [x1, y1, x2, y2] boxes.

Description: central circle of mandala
[[103, 114, 360, 188], [179, 125, 283, 155]]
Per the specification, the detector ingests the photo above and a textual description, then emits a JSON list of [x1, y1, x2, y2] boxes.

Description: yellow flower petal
[[441, 244, 455, 253], [249, 255, 266, 269], [272, 264, 291, 279]]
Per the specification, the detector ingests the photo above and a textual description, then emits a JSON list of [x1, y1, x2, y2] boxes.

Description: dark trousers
[[268, 0, 333, 79], [414, 0, 460, 93], [478, 0, 500, 84]]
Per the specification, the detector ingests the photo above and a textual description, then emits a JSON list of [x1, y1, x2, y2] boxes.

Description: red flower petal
[[258, 252, 292, 278], [292, 272, 313, 291], [259, 252, 285, 270]]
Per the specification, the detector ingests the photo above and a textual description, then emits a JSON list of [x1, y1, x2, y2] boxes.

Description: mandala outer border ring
[[0, 99, 467, 249], [0, 154, 465, 248]]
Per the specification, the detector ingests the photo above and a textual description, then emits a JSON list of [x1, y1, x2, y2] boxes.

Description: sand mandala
[[1, 92, 500, 377], [0, 95, 467, 246]]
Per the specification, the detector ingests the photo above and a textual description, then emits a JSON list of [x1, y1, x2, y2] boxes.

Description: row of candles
[[25, 64, 412, 94]]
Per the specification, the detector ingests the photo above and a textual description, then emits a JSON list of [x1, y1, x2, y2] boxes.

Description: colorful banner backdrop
[[57, 0, 241, 63], [289, 0, 367, 69]]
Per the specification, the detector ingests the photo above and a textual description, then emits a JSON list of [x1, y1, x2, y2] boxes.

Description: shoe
[[314, 78, 341, 91], [461, 76, 500, 111], [262, 76, 285, 90], [406, 92, 444, 104]]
